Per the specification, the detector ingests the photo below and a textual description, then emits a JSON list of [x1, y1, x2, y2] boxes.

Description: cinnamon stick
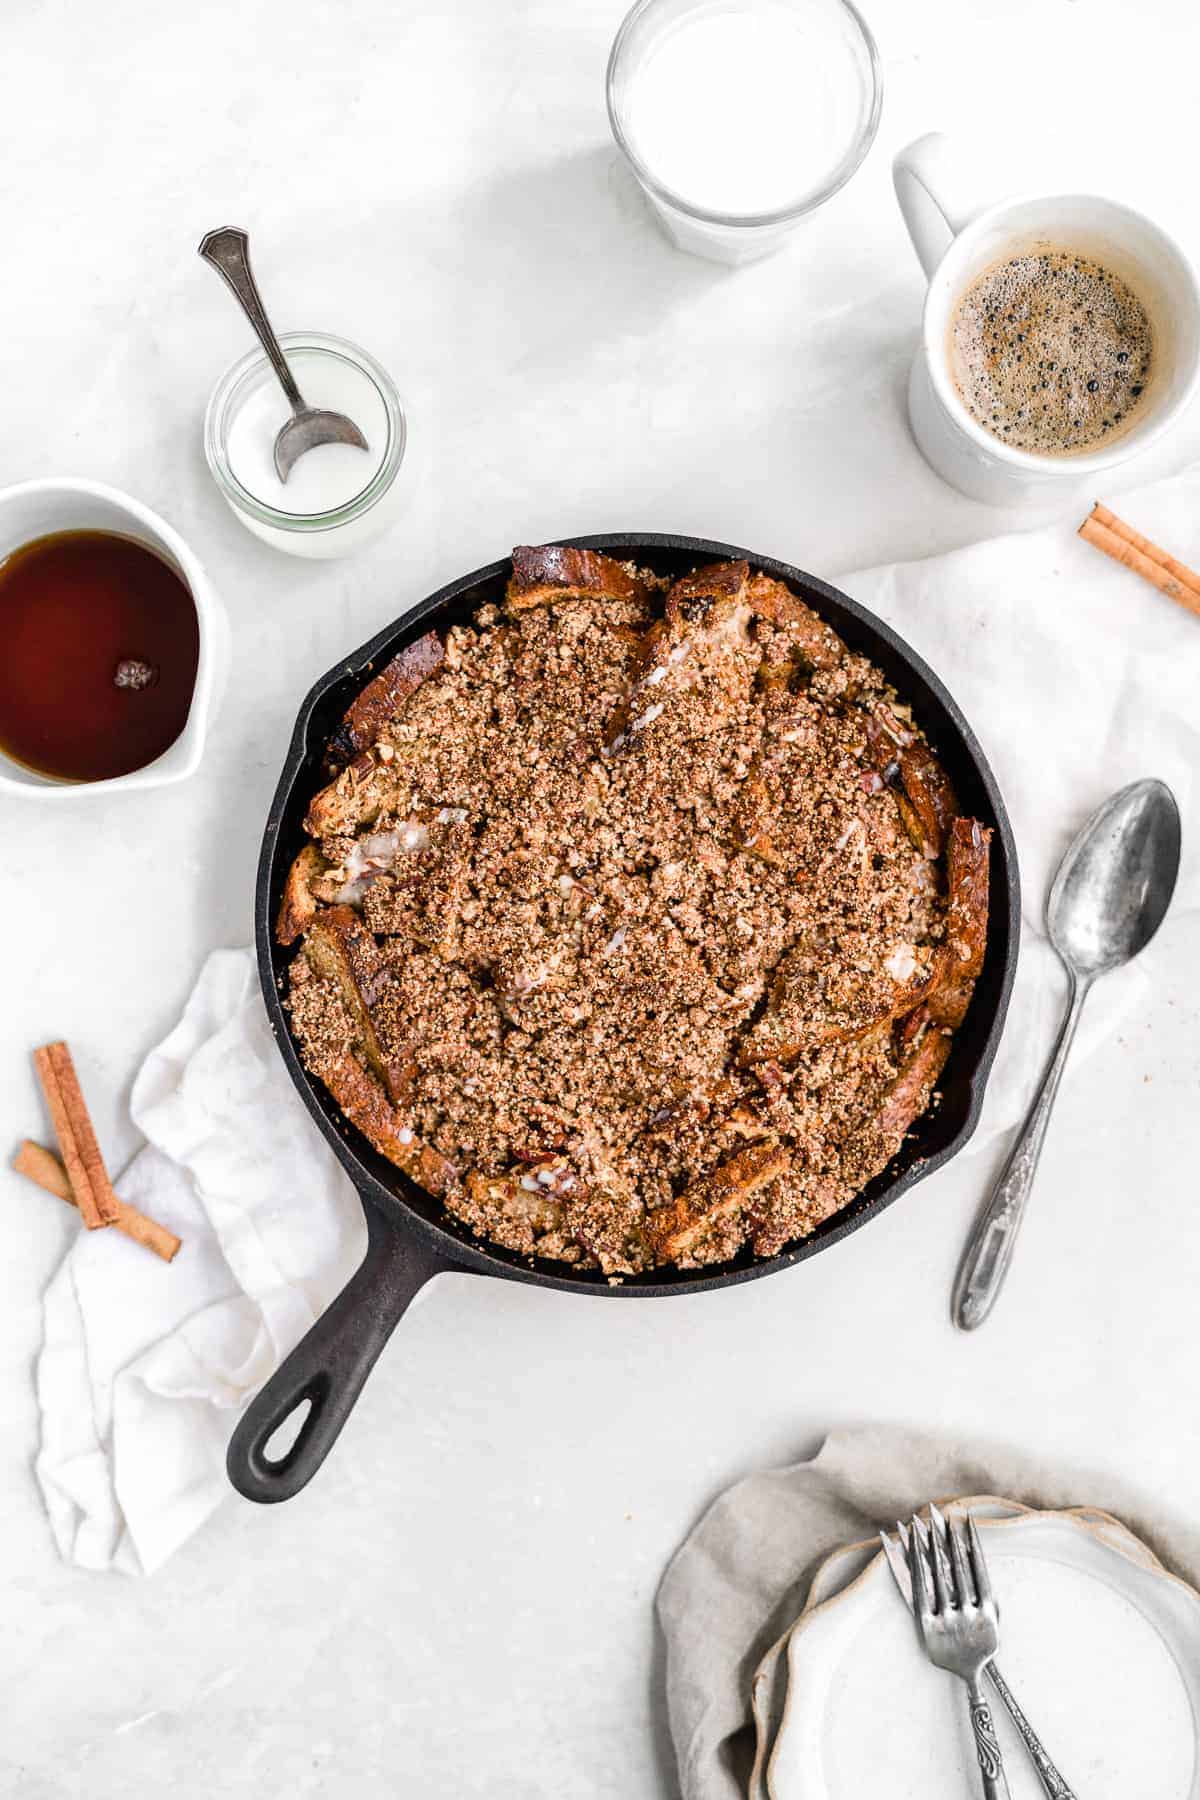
[[34, 1044, 104, 1227], [35, 1042, 121, 1226], [1079, 503, 1200, 619], [12, 1139, 181, 1263]]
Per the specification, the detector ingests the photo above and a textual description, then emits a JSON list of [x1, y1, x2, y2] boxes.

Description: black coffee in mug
[[949, 247, 1153, 456]]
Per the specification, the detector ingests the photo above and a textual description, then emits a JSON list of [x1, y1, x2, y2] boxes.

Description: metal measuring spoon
[[198, 227, 369, 483], [953, 777, 1181, 1331]]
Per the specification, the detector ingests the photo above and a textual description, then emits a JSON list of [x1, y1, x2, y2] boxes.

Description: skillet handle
[[226, 1206, 454, 1502]]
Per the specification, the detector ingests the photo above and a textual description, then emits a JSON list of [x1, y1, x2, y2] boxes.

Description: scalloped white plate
[[766, 1509, 1200, 1799], [750, 1499, 1036, 1800]]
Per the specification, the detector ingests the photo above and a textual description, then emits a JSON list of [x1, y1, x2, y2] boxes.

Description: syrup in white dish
[[621, 0, 874, 218], [0, 531, 198, 781]]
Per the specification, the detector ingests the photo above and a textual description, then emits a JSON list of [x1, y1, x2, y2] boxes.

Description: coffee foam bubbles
[[949, 248, 1153, 456]]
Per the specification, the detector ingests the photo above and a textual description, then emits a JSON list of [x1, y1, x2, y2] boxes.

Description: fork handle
[[985, 1662, 1077, 1799], [966, 1676, 1010, 1799]]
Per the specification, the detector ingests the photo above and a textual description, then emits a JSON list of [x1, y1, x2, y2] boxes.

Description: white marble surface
[[3, 0, 1200, 1793]]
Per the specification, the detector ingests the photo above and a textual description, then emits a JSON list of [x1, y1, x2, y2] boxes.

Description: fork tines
[[903, 1504, 995, 1616]]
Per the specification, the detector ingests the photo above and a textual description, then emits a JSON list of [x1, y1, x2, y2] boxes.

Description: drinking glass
[[607, 0, 882, 265]]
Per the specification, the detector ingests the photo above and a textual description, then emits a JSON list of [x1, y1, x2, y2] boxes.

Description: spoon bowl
[[1048, 777, 1182, 980], [272, 406, 368, 484]]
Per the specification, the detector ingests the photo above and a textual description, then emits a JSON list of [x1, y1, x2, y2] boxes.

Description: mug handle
[[893, 132, 995, 280]]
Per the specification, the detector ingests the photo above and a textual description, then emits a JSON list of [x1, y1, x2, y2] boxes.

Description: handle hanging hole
[[264, 1397, 313, 1465]]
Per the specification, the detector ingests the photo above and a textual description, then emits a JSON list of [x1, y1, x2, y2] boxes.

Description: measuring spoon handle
[[952, 975, 1090, 1331], [198, 226, 304, 413]]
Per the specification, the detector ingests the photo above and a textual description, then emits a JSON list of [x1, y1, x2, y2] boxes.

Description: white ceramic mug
[[893, 132, 1200, 507], [0, 478, 228, 800]]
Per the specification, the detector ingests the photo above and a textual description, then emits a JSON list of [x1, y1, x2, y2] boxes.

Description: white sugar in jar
[[204, 333, 409, 558]]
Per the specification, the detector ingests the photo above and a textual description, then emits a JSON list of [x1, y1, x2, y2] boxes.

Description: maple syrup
[[0, 531, 199, 782]]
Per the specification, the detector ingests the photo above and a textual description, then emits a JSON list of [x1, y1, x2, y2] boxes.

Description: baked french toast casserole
[[278, 545, 991, 1277]]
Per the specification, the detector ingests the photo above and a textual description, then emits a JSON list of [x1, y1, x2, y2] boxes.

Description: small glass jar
[[204, 332, 409, 559]]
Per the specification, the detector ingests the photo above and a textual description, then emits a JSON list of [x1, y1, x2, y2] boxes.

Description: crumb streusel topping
[[282, 547, 991, 1275]]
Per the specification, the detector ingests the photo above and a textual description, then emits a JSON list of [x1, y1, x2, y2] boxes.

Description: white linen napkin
[[842, 470, 1200, 1148], [33, 468, 1200, 1574], [35, 948, 365, 1575]]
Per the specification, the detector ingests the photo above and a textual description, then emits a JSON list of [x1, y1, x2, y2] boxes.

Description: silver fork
[[880, 1514, 1077, 1799], [905, 1508, 1011, 1798]]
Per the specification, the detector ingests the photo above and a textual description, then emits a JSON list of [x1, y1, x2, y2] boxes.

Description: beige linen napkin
[[657, 1425, 1200, 1800]]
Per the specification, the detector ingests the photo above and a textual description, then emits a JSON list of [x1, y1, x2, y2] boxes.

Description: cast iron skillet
[[227, 534, 1020, 1503]]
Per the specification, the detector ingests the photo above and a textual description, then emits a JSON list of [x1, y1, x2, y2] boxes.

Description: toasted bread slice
[[646, 1139, 789, 1262], [304, 746, 400, 840], [303, 906, 416, 1104], [446, 1164, 595, 1264], [327, 631, 444, 762], [277, 844, 329, 946], [506, 544, 651, 613], [748, 1165, 845, 1258], [744, 572, 843, 673], [464, 1167, 566, 1237], [730, 696, 832, 868], [873, 1024, 951, 1144], [865, 700, 914, 762], [360, 812, 474, 961], [601, 619, 678, 753], [732, 772, 784, 864], [739, 938, 948, 1065], [664, 558, 751, 625], [319, 1049, 459, 1198], [654, 563, 846, 720], [862, 702, 958, 859], [944, 817, 990, 978], [603, 562, 755, 753], [928, 817, 991, 1029], [896, 740, 958, 858]]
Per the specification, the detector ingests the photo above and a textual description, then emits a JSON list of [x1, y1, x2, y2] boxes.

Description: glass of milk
[[204, 333, 409, 558], [607, 0, 882, 264]]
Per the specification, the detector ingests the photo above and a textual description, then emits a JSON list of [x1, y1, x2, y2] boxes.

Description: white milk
[[225, 350, 390, 517], [621, 0, 874, 220]]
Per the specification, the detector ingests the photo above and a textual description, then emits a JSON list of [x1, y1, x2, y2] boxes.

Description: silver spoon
[[953, 777, 1181, 1331], [198, 226, 369, 483]]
